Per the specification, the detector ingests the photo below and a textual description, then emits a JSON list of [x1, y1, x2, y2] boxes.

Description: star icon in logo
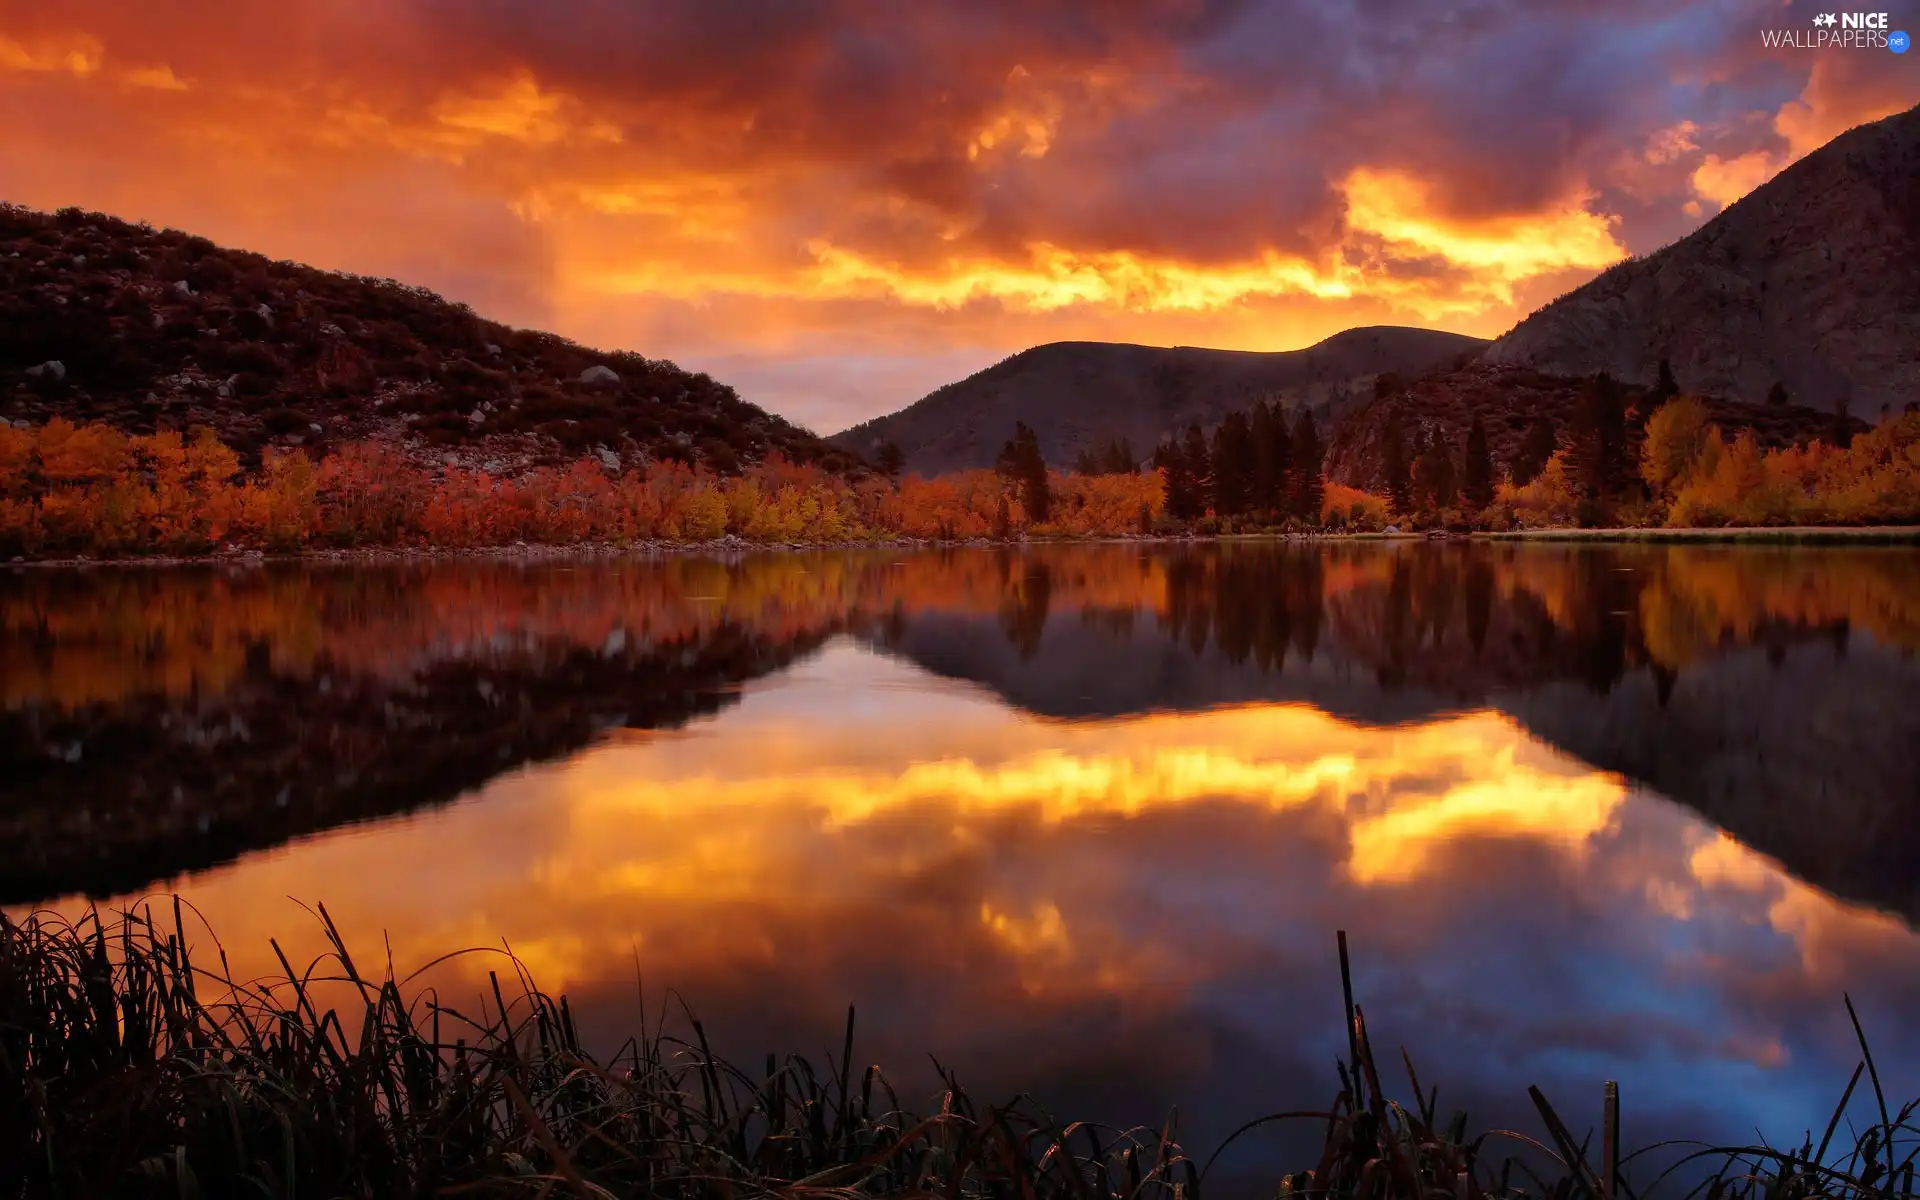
[[1812, 12, 1837, 25]]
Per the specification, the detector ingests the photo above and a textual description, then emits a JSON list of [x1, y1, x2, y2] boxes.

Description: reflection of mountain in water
[[4, 544, 1917, 922], [0, 564, 841, 904], [856, 544, 1920, 925]]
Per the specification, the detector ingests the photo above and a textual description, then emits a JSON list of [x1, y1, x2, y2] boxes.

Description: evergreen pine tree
[[1212, 411, 1255, 517], [1431, 438, 1458, 509], [996, 421, 1050, 523], [1513, 415, 1557, 487], [1573, 373, 1626, 502], [1381, 406, 1411, 516], [1288, 409, 1324, 521], [1412, 427, 1457, 515], [1408, 426, 1433, 511], [1152, 437, 1195, 520], [876, 441, 905, 481], [1829, 396, 1855, 449], [1651, 359, 1678, 405], [1252, 401, 1292, 518], [1182, 423, 1212, 515], [1767, 380, 1789, 408], [1462, 415, 1494, 509]]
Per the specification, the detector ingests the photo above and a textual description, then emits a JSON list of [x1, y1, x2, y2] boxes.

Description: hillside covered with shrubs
[[0, 203, 860, 476]]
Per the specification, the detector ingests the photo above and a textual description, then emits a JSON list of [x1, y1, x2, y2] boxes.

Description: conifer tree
[[1251, 401, 1292, 517], [1829, 396, 1855, 449], [1572, 373, 1627, 504], [1413, 429, 1457, 513], [1288, 408, 1324, 521], [1462, 415, 1495, 509], [1212, 411, 1255, 517], [1182, 423, 1212, 515], [995, 421, 1050, 523], [1155, 436, 1198, 520], [1381, 406, 1411, 516], [1650, 359, 1678, 406], [1513, 415, 1557, 487]]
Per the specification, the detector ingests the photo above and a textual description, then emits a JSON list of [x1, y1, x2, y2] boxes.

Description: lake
[[4, 542, 1919, 1182]]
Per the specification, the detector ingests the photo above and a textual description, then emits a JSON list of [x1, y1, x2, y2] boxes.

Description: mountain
[[0, 203, 861, 475], [831, 326, 1486, 474], [0, 562, 843, 904], [854, 543, 1920, 925], [1482, 103, 1920, 414]]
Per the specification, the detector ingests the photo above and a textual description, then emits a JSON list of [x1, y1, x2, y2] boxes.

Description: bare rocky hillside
[[1483, 103, 1920, 416]]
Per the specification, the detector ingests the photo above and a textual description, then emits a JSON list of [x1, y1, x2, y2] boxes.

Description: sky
[[1, 1, 1916, 433]]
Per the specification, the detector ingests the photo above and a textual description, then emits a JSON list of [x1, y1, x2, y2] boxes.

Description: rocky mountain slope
[[832, 327, 1485, 474], [1482, 103, 1920, 414], [0, 203, 860, 475]]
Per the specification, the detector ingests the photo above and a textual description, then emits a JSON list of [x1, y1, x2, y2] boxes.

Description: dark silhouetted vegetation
[[3, 906, 1914, 1198]]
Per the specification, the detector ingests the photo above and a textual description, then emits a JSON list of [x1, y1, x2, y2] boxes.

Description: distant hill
[[831, 327, 1486, 474], [1483, 103, 1920, 415], [0, 203, 860, 475]]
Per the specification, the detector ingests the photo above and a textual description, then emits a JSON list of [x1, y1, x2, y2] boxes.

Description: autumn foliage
[[1640, 399, 1920, 527], [0, 420, 1180, 557]]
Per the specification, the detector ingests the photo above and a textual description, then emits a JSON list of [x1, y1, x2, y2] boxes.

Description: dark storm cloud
[[1, 0, 1910, 425]]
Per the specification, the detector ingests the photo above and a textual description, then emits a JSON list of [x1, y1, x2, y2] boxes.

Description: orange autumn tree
[[129, 428, 245, 552], [1320, 481, 1389, 531], [1496, 450, 1580, 527], [0, 423, 37, 553], [1642, 396, 1920, 527]]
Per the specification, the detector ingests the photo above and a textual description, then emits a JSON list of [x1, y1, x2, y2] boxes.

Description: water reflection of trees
[[864, 542, 1920, 925], [4, 544, 1916, 908], [0, 563, 847, 904], [1113, 543, 1918, 702]]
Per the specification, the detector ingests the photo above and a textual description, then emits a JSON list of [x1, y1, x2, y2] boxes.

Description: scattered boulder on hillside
[[0, 201, 864, 477]]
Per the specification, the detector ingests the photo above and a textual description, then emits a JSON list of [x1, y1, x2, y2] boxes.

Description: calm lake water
[[4, 542, 1920, 1177]]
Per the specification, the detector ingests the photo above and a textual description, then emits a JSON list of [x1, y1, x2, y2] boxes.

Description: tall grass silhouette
[[2, 906, 1913, 1197]]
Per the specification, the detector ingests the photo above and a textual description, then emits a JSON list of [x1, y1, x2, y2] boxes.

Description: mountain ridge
[[1482, 103, 1920, 413], [0, 202, 861, 477], [831, 326, 1487, 474]]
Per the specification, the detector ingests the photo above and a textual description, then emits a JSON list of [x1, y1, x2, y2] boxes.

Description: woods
[[3, 397, 1917, 559]]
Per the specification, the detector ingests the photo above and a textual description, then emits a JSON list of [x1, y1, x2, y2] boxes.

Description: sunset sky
[[1, 1, 1914, 432]]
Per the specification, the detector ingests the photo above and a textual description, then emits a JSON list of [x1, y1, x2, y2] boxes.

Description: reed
[[1, 903, 1913, 1198]]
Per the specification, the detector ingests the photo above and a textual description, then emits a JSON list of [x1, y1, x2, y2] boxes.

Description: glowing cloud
[[1339, 167, 1629, 301]]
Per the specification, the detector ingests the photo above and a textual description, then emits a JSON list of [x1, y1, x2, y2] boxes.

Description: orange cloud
[[0, 3, 1910, 429], [1689, 59, 1913, 212]]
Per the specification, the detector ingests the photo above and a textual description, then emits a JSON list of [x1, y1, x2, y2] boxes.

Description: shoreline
[[1482, 525, 1920, 544], [6, 525, 1918, 569]]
